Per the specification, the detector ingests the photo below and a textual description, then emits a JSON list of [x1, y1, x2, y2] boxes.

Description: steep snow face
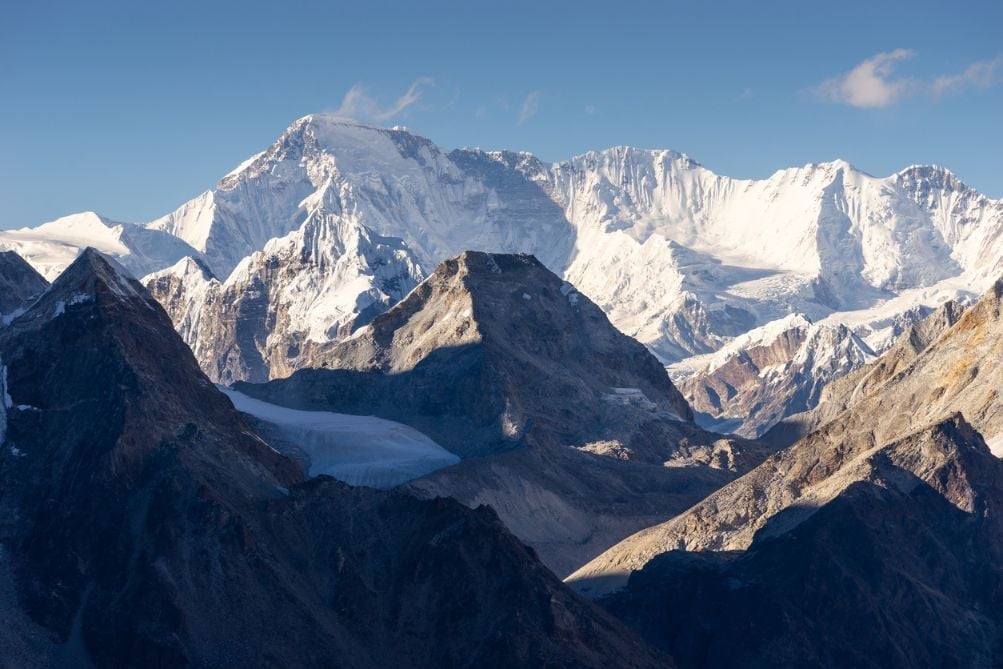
[[551, 154, 970, 291], [0, 212, 202, 281], [220, 387, 459, 489], [145, 214, 424, 383], [148, 115, 575, 278], [548, 153, 999, 365]]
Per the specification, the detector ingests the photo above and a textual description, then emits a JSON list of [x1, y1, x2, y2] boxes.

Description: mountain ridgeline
[[4, 115, 1002, 438]]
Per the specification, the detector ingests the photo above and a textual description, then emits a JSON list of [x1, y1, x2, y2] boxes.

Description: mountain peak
[[6, 247, 156, 331], [50, 246, 143, 298], [242, 250, 697, 456]]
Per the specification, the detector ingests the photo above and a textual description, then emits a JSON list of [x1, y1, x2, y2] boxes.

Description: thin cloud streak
[[518, 92, 541, 124], [932, 55, 1003, 98], [332, 77, 434, 121]]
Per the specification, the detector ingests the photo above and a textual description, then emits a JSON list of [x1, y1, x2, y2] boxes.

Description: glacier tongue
[[219, 387, 459, 489]]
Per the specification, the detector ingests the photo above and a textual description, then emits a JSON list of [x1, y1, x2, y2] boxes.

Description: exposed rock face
[[573, 278, 1003, 593], [145, 215, 424, 383], [602, 416, 1003, 669], [0, 251, 47, 316], [237, 251, 763, 575], [0, 249, 667, 668], [299, 251, 694, 456], [674, 314, 876, 437]]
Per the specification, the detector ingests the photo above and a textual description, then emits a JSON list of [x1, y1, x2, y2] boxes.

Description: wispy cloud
[[814, 49, 918, 108], [814, 51, 1003, 109], [518, 91, 541, 124], [332, 77, 434, 121], [584, 103, 597, 115], [932, 55, 1003, 98]]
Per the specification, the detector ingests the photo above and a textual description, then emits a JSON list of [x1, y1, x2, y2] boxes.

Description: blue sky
[[1, 0, 1001, 227]]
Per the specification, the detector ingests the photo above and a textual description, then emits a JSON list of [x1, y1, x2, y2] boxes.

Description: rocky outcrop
[[237, 251, 763, 575], [0, 249, 667, 668]]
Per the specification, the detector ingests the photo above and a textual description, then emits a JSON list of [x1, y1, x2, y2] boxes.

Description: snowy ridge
[[0, 212, 203, 281]]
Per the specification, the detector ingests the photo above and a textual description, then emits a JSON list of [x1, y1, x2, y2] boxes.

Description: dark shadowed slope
[[601, 415, 1003, 668], [0, 249, 667, 668]]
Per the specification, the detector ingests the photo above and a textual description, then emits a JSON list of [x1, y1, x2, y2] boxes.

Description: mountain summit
[[237, 251, 755, 575]]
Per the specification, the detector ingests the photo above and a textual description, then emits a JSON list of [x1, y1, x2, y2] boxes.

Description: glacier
[[219, 387, 459, 489]]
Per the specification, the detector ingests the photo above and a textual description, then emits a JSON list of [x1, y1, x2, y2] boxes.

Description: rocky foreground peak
[[597, 413, 1003, 668], [237, 252, 756, 576], [242, 250, 695, 458], [0, 248, 667, 667]]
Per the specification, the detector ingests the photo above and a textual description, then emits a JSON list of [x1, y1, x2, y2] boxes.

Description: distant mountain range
[[3, 114, 1000, 434]]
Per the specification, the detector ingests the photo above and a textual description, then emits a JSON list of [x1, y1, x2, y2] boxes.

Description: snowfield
[[219, 387, 460, 489]]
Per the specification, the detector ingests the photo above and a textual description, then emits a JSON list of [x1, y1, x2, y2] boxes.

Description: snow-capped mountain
[[5, 115, 1003, 430], [145, 213, 423, 382], [146, 116, 575, 278], [672, 314, 877, 437], [0, 211, 202, 281]]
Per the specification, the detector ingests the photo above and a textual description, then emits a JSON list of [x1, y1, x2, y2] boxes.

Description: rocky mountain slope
[[765, 297, 967, 446], [5, 115, 1003, 429], [673, 314, 876, 437], [569, 277, 1003, 594], [0, 249, 667, 668], [235, 251, 760, 576], [601, 415, 1003, 668]]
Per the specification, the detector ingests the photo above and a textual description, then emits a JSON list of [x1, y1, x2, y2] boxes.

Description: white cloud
[[332, 77, 434, 121], [815, 49, 918, 108], [932, 55, 1003, 98], [518, 92, 541, 124], [584, 104, 597, 115]]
